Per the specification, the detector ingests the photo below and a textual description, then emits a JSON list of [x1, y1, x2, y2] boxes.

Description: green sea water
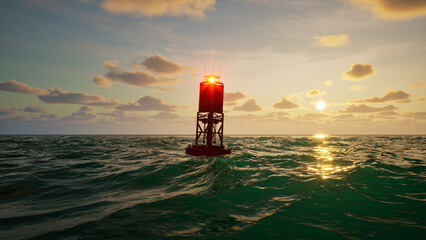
[[0, 135, 425, 239]]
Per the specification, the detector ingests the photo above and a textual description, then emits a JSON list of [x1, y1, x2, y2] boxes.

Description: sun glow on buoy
[[316, 100, 326, 111]]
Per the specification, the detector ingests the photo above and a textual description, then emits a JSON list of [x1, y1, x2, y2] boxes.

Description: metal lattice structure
[[195, 112, 224, 147]]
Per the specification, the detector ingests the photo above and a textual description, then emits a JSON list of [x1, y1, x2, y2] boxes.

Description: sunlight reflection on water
[[308, 135, 355, 179]]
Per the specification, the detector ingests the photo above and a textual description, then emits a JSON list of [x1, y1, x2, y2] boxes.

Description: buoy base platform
[[186, 145, 232, 156]]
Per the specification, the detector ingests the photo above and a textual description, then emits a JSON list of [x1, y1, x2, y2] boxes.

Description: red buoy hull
[[186, 145, 232, 156]]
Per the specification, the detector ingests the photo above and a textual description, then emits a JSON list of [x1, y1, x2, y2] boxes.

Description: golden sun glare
[[316, 100, 326, 111]]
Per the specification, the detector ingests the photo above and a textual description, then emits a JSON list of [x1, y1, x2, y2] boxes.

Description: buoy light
[[209, 76, 216, 83]]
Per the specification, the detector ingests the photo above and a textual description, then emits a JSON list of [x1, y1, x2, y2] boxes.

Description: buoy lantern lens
[[209, 76, 216, 83]]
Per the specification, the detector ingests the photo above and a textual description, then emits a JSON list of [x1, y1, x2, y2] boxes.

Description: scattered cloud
[[410, 80, 425, 89], [38, 114, 59, 121], [331, 113, 354, 120], [324, 80, 333, 86], [99, 110, 125, 117], [110, 70, 177, 87], [101, 0, 215, 19], [224, 91, 247, 103], [93, 76, 112, 88], [272, 96, 301, 109], [350, 90, 410, 104], [224, 102, 237, 107], [0, 107, 19, 119], [378, 111, 398, 116], [93, 55, 187, 88], [348, 0, 426, 20], [339, 104, 397, 113], [153, 112, 181, 120], [98, 110, 148, 122], [342, 63, 375, 80], [79, 106, 94, 112], [94, 69, 180, 88], [0, 80, 47, 95], [62, 107, 97, 121], [350, 84, 365, 91], [313, 34, 350, 47], [39, 88, 119, 107], [141, 54, 185, 75], [103, 60, 120, 72], [297, 112, 328, 120], [24, 106, 52, 113], [306, 89, 326, 97], [233, 99, 263, 112], [403, 112, 426, 119], [117, 96, 180, 112], [153, 86, 177, 93], [413, 94, 426, 102]]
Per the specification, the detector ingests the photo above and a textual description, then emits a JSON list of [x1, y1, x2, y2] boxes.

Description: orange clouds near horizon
[[349, 0, 426, 20]]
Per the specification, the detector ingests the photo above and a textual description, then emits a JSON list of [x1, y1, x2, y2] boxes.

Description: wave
[[0, 135, 425, 239]]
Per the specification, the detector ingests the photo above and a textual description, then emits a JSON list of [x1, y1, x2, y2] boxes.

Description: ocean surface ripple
[[0, 135, 425, 239]]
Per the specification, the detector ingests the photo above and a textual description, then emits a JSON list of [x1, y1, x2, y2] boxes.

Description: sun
[[316, 100, 326, 111]]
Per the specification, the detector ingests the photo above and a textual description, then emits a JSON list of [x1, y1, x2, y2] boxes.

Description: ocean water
[[0, 135, 425, 239]]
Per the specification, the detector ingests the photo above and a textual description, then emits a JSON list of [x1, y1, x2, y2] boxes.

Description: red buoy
[[186, 72, 232, 156]]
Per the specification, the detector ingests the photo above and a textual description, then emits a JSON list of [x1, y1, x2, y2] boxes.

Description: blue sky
[[1, 0, 425, 134]]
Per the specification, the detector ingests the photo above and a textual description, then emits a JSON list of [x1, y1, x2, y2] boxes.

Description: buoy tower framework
[[186, 73, 232, 156]]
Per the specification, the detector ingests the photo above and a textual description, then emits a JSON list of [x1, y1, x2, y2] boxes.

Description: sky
[[0, 0, 425, 135]]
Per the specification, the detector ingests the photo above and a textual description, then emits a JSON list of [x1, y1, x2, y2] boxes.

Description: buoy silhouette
[[186, 70, 232, 156]]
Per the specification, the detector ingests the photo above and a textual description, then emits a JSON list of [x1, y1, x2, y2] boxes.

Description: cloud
[[39, 88, 119, 107], [350, 90, 411, 103], [349, 0, 426, 20], [342, 63, 375, 80], [324, 80, 333, 86], [339, 104, 397, 113], [141, 54, 185, 75], [0, 80, 47, 95], [38, 114, 59, 121], [79, 106, 94, 112], [403, 112, 426, 119], [272, 96, 301, 109], [297, 112, 328, 120], [24, 106, 52, 113], [62, 107, 97, 121], [0, 107, 19, 119], [153, 86, 177, 93], [233, 99, 263, 112], [378, 111, 398, 116], [103, 60, 120, 72], [108, 70, 174, 87], [153, 112, 181, 120], [99, 110, 125, 117], [93, 55, 185, 88], [94, 69, 180, 88], [224, 91, 247, 103], [350, 84, 365, 91], [101, 0, 215, 19], [331, 113, 355, 120], [117, 96, 180, 112], [313, 34, 350, 47], [93, 76, 112, 88], [98, 110, 148, 122], [306, 89, 325, 97], [224, 102, 237, 107], [410, 80, 425, 89]]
